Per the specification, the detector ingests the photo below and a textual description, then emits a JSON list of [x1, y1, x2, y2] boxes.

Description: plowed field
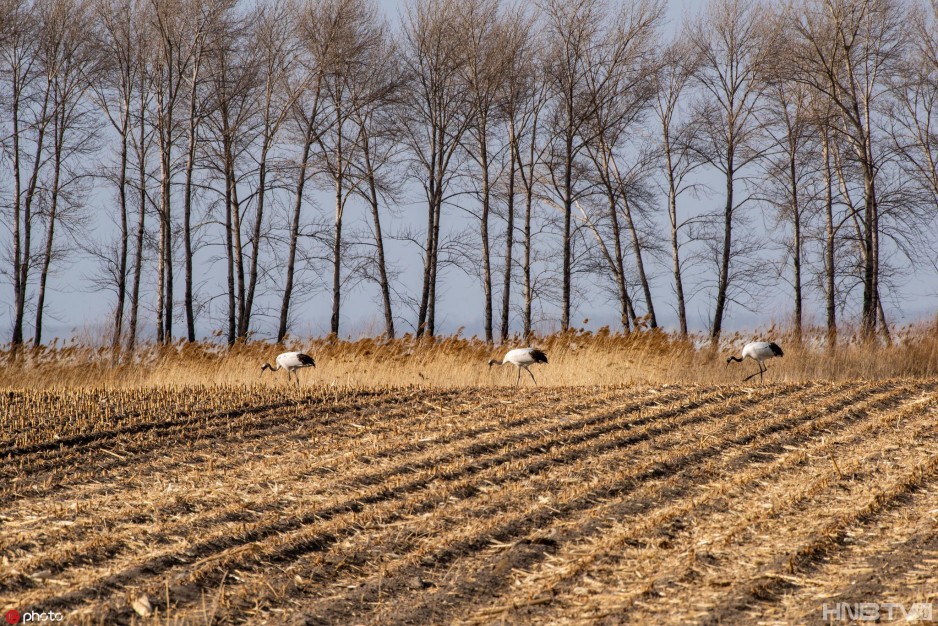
[[2, 381, 937, 624]]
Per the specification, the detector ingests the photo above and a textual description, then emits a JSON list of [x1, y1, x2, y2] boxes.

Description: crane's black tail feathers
[[768, 343, 784, 357], [529, 348, 548, 364], [297, 353, 316, 366]]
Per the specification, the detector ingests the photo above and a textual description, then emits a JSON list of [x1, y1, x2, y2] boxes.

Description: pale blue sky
[[2, 0, 936, 344]]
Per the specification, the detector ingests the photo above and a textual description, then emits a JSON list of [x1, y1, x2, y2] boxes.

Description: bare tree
[[2, 0, 45, 348], [277, 0, 334, 342], [149, 0, 224, 343], [202, 8, 258, 344], [539, 0, 604, 332], [455, 0, 517, 343], [400, 0, 472, 337], [890, 4, 938, 207], [652, 36, 700, 337], [504, 36, 548, 341], [179, 0, 233, 341], [689, 0, 774, 341], [240, 0, 299, 339], [817, 118, 841, 342], [580, 0, 663, 331], [786, 0, 909, 337], [759, 78, 816, 340], [33, 0, 99, 346], [92, 0, 139, 349], [345, 19, 401, 339], [491, 6, 535, 342], [311, 0, 386, 337], [126, 5, 155, 352]]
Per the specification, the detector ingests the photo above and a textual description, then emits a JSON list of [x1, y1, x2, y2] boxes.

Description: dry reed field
[[2, 329, 938, 624]]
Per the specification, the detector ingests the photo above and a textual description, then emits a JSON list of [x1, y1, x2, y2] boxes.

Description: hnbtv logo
[[822, 602, 934, 622]]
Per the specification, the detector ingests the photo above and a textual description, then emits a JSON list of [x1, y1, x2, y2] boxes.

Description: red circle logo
[[4, 610, 20, 625]]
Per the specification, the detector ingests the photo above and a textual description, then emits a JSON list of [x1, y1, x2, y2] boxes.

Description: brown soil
[[1, 381, 936, 624]]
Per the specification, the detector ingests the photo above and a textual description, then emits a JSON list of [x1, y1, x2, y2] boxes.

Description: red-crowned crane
[[489, 347, 548, 386], [726, 341, 784, 383], [261, 351, 316, 384]]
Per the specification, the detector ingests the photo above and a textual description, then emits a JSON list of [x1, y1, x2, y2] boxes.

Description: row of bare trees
[[2, 0, 937, 348]]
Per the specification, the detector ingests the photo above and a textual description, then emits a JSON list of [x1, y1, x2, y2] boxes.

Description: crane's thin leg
[[526, 367, 538, 386], [516, 368, 522, 386]]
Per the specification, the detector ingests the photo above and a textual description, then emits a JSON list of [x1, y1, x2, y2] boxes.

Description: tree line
[[2, 0, 937, 349]]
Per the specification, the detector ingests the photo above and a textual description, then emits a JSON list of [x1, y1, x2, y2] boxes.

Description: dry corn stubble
[[3, 328, 938, 624]]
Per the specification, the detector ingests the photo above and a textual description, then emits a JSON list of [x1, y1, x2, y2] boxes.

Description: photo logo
[[2, 611, 63, 624], [822, 602, 934, 622]]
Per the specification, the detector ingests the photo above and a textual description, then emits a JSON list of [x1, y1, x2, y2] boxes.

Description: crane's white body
[[727, 341, 783, 383], [261, 351, 316, 383], [490, 347, 549, 386]]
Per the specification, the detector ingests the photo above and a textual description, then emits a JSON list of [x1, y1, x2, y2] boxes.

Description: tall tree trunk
[[500, 120, 517, 343], [244, 73, 279, 338], [523, 181, 533, 341], [711, 146, 734, 341], [822, 131, 836, 344], [593, 145, 632, 331], [10, 64, 24, 348], [416, 187, 434, 337], [155, 86, 167, 344], [420, 121, 445, 338], [789, 142, 802, 340], [361, 135, 394, 339], [182, 56, 200, 342], [113, 87, 131, 351], [861, 155, 876, 339], [478, 113, 493, 343], [15, 80, 53, 346], [34, 105, 66, 347], [329, 102, 345, 337], [278, 115, 316, 342], [163, 158, 173, 343], [607, 197, 631, 331], [242, 149, 269, 338], [417, 124, 441, 338], [331, 169, 344, 336], [224, 148, 236, 346], [870, 156, 887, 343], [427, 191, 442, 336], [664, 123, 687, 336], [620, 193, 656, 328], [518, 111, 538, 342], [229, 157, 246, 338], [128, 85, 148, 352], [561, 113, 573, 332], [595, 133, 655, 329], [156, 193, 165, 343]]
